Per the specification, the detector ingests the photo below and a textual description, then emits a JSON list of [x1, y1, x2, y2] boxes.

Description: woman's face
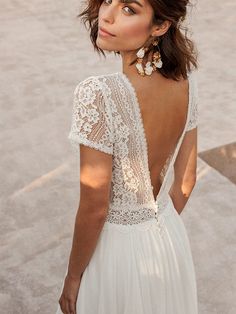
[[96, 0, 157, 53]]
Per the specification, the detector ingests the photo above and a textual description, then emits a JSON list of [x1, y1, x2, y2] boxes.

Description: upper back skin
[[126, 71, 189, 198]]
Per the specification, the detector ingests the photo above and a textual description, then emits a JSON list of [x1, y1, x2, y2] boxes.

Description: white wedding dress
[[56, 70, 199, 314]]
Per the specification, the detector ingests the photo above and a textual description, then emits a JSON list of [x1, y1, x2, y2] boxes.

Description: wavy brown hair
[[77, 0, 198, 81]]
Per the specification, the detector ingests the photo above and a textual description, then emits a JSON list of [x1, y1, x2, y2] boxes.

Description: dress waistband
[[104, 194, 174, 228]]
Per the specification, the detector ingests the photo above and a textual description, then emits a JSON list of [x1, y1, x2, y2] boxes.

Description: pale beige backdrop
[[0, 0, 235, 313]]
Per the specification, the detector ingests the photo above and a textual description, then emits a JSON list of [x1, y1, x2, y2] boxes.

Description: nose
[[100, 4, 115, 24]]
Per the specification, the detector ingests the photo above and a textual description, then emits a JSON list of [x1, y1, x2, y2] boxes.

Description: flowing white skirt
[[56, 196, 198, 314]]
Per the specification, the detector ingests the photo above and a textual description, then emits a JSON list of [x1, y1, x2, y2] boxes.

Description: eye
[[123, 6, 136, 14], [102, 0, 136, 15]]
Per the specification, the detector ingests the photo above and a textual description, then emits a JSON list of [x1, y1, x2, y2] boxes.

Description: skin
[[59, 1, 197, 313], [97, 0, 171, 75]]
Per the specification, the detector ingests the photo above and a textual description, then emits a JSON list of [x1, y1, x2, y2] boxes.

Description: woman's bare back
[[124, 71, 190, 199]]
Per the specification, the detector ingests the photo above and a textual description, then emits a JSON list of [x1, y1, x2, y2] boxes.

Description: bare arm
[[67, 144, 113, 279], [59, 77, 115, 313], [59, 144, 112, 313], [169, 127, 198, 214]]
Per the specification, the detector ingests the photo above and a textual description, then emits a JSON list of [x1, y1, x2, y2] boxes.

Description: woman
[[57, 0, 199, 313]]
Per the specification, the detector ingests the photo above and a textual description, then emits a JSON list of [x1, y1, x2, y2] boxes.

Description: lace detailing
[[119, 72, 156, 201], [68, 71, 198, 225], [105, 204, 156, 225], [68, 76, 114, 155], [110, 75, 152, 208], [105, 197, 171, 226], [186, 70, 198, 131]]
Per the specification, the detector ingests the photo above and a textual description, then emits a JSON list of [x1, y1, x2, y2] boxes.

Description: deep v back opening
[[118, 71, 192, 205]]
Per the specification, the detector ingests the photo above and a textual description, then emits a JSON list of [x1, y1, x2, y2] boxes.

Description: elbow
[[170, 175, 197, 214], [76, 202, 108, 227], [79, 194, 109, 218], [182, 176, 197, 197], [90, 208, 108, 224], [79, 182, 112, 218]]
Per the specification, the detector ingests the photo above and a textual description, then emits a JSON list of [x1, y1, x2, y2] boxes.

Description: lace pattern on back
[[68, 71, 198, 225]]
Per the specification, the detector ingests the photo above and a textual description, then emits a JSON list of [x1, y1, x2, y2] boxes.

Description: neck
[[120, 50, 138, 77]]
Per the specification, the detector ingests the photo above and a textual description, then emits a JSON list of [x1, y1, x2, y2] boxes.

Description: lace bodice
[[68, 71, 198, 225]]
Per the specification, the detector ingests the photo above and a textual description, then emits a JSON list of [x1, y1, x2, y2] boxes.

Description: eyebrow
[[120, 0, 143, 8]]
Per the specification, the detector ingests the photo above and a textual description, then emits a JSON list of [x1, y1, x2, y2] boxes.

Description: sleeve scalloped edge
[[68, 133, 113, 155]]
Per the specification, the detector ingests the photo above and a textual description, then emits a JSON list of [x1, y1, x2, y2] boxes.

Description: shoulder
[[172, 70, 198, 101], [187, 70, 198, 89], [73, 75, 103, 96], [72, 74, 116, 120], [74, 73, 118, 95], [185, 70, 199, 130], [187, 70, 199, 102]]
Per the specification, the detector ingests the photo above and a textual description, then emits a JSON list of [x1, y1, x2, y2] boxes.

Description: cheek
[[98, 5, 105, 18], [119, 18, 151, 44]]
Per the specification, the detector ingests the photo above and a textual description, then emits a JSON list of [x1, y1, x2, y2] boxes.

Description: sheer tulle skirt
[[56, 197, 198, 314]]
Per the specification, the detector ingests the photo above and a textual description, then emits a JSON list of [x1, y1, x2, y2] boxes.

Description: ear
[[152, 20, 172, 37]]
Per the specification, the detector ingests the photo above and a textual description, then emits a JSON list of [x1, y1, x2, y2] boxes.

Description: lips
[[99, 27, 115, 36]]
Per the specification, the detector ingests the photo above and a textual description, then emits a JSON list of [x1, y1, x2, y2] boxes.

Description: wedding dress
[[56, 70, 198, 314]]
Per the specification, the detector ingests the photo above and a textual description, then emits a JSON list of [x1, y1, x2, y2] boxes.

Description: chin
[[96, 39, 115, 52]]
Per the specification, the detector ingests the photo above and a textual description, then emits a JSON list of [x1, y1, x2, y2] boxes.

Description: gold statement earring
[[135, 37, 163, 76], [135, 46, 149, 76], [152, 38, 163, 69]]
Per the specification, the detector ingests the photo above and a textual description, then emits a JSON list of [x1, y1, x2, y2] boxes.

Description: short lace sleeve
[[68, 76, 113, 155], [186, 70, 198, 131]]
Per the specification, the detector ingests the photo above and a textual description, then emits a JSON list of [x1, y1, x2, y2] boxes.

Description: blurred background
[[0, 0, 235, 313]]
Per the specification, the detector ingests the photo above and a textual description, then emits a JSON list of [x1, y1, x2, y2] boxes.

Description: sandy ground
[[0, 0, 235, 313]]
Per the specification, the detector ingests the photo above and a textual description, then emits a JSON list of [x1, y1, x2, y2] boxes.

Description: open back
[[68, 71, 198, 225]]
